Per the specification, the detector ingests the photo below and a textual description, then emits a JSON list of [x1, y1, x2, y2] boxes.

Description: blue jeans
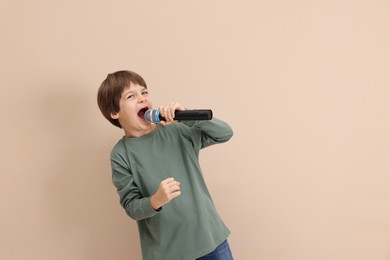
[[196, 240, 234, 260]]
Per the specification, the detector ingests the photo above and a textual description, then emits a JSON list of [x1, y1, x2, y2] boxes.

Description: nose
[[138, 95, 146, 103]]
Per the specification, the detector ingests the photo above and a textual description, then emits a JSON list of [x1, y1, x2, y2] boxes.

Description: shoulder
[[111, 139, 126, 156], [110, 139, 129, 167]]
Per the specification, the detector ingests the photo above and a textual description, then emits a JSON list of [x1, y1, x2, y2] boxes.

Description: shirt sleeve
[[111, 157, 160, 221], [180, 117, 234, 149]]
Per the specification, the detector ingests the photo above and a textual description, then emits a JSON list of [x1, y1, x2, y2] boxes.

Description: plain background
[[1, 1, 389, 259]]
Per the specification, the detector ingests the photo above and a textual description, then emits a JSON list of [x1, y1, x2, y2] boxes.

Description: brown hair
[[97, 70, 147, 128]]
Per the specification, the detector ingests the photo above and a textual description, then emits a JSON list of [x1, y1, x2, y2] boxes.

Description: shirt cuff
[[142, 197, 162, 217]]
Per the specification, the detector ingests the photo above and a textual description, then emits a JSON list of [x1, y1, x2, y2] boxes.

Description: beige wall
[[1, 1, 390, 259]]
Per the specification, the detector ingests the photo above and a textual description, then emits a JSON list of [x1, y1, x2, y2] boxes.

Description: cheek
[[119, 102, 137, 117], [146, 99, 153, 107]]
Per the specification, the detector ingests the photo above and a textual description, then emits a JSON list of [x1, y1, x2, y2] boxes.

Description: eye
[[142, 90, 149, 95], [127, 94, 134, 99]]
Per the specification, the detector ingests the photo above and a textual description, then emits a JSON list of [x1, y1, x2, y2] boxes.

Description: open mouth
[[137, 107, 149, 119]]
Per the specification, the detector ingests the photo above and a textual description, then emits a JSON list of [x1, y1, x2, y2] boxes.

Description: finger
[[166, 181, 180, 190], [162, 177, 175, 184], [166, 102, 177, 121], [169, 190, 181, 200], [160, 120, 174, 126], [169, 102, 177, 120], [170, 183, 181, 191], [162, 181, 179, 190], [162, 181, 180, 192], [171, 102, 182, 120], [170, 102, 184, 112], [158, 106, 167, 119]]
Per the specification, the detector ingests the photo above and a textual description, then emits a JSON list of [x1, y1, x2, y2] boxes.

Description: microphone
[[144, 109, 213, 124]]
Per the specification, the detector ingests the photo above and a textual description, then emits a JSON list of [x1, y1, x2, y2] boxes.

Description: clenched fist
[[158, 102, 185, 125], [150, 177, 181, 210]]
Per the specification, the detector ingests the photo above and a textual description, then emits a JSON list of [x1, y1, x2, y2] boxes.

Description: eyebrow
[[122, 86, 147, 97]]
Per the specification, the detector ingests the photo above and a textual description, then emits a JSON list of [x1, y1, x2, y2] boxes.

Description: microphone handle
[[163, 110, 213, 121]]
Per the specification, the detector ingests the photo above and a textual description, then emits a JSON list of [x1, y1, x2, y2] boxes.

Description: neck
[[124, 124, 156, 138]]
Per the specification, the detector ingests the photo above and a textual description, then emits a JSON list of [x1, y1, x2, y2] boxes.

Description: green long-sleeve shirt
[[110, 118, 233, 260]]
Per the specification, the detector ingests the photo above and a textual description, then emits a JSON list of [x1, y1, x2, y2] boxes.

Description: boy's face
[[111, 82, 155, 137]]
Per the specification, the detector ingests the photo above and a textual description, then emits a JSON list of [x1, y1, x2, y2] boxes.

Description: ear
[[111, 112, 119, 119]]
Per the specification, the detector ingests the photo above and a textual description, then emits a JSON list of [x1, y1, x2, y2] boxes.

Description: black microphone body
[[144, 109, 213, 124]]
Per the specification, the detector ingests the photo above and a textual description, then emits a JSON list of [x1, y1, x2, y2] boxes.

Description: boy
[[97, 70, 234, 260]]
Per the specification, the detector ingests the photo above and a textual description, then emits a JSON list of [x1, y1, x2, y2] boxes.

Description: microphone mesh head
[[144, 109, 160, 123]]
